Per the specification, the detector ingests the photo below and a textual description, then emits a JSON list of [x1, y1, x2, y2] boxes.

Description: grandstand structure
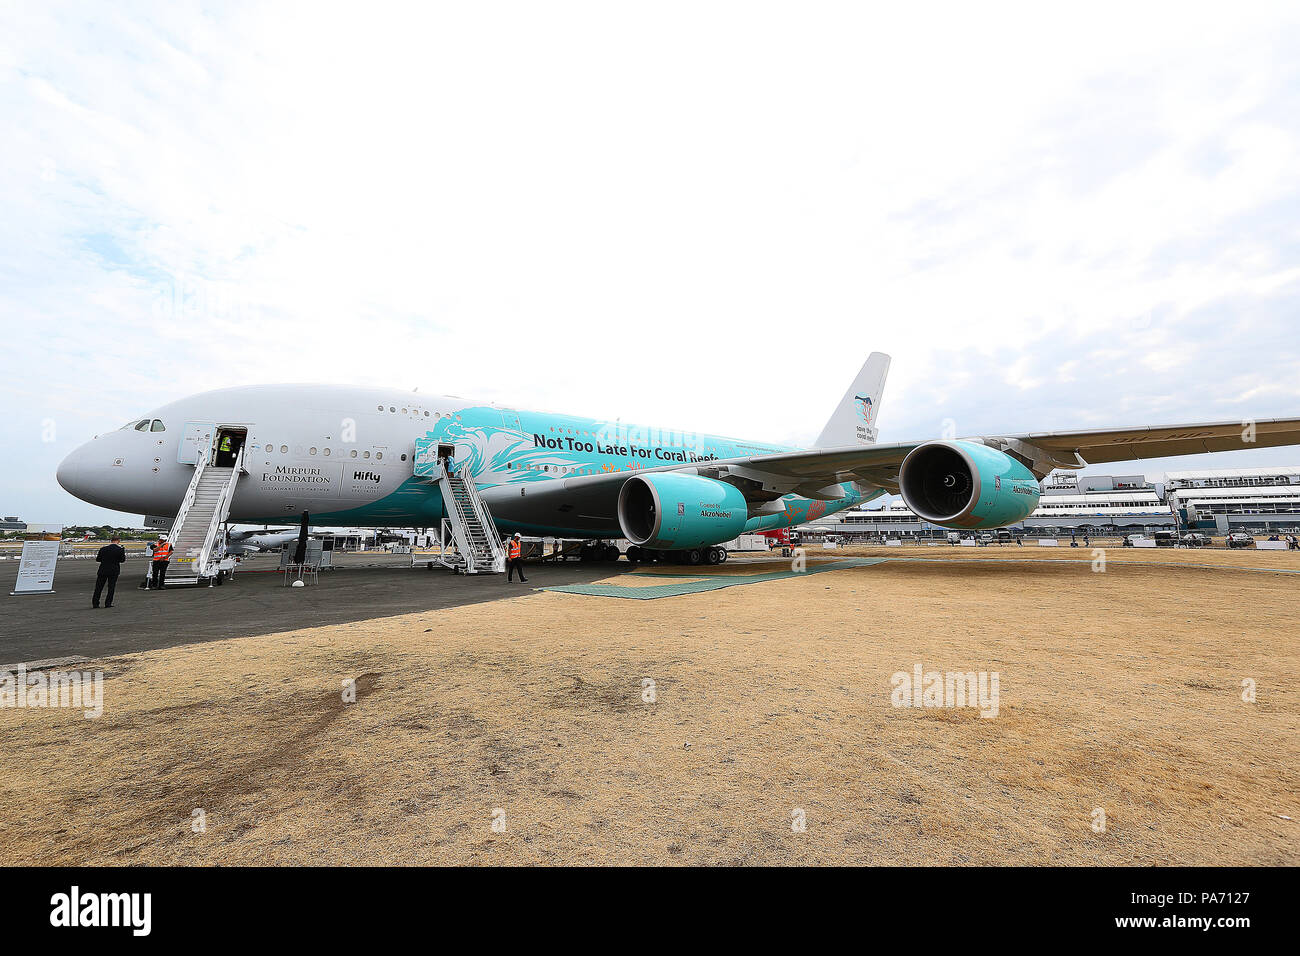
[[1166, 467, 1300, 533]]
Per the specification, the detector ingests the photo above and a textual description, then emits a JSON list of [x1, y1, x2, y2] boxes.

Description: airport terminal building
[[807, 467, 1300, 538]]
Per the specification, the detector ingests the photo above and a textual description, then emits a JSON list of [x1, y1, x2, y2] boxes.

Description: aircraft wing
[[480, 416, 1300, 532], [1008, 417, 1300, 464], [730, 416, 1300, 490]]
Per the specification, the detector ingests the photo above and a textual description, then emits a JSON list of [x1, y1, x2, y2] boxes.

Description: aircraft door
[[214, 427, 247, 467], [178, 422, 215, 465], [499, 409, 523, 436]]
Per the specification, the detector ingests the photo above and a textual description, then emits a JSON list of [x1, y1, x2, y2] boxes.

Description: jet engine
[[617, 473, 749, 550], [898, 440, 1041, 530]]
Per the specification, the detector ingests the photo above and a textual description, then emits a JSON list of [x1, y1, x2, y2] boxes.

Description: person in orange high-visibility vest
[[506, 532, 527, 583], [149, 535, 173, 590]]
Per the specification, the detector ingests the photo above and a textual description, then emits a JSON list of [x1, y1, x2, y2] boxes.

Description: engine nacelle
[[898, 440, 1041, 530], [618, 473, 748, 549]]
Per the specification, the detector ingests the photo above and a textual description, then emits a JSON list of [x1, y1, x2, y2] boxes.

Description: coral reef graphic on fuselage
[[422, 407, 595, 487], [301, 404, 879, 533]]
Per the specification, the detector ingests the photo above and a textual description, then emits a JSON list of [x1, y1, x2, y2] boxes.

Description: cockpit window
[[133, 420, 150, 431], [150, 419, 165, 432]]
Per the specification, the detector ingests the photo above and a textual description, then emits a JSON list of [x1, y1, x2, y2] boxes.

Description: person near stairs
[[215, 432, 237, 467], [148, 534, 173, 590], [507, 532, 527, 583], [92, 535, 126, 608]]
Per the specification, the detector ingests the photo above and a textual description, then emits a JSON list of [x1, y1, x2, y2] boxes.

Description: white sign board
[[885, 539, 902, 547], [11, 524, 62, 595], [960, 539, 977, 547], [1037, 539, 1059, 547], [1255, 540, 1287, 550], [1134, 539, 1158, 548]]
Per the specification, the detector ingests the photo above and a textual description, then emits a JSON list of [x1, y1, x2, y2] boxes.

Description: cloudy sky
[[3, 1, 1299, 524]]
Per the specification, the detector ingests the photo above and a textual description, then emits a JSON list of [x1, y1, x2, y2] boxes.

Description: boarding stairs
[[413, 439, 505, 574], [165, 445, 246, 585]]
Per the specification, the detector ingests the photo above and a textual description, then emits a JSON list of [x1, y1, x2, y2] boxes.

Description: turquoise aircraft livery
[[57, 352, 1300, 564]]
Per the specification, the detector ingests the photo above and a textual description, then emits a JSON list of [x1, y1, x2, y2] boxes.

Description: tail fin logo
[[855, 394, 875, 424]]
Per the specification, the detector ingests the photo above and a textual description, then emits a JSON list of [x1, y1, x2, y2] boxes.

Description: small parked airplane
[[57, 353, 1300, 562], [223, 528, 300, 555]]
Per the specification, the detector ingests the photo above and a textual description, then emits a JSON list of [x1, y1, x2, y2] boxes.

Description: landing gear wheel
[[704, 547, 720, 565], [604, 544, 621, 561], [684, 548, 702, 565], [626, 546, 641, 564], [716, 547, 728, 563]]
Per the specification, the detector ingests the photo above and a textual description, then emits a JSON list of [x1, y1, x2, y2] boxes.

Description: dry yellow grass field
[[1, 547, 1296, 865]]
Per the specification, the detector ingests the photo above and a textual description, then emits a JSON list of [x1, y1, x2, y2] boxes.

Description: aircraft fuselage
[[57, 384, 872, 536]]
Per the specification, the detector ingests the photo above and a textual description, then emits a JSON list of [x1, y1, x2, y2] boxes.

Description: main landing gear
[[578, 543, 729, 566]]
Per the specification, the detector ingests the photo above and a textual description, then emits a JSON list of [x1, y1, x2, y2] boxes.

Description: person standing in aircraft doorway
[[507, 532, 527, 583]]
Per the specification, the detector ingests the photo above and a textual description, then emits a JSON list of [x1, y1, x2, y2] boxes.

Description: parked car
[[1227, 532, 1255, 549], [1180, 533, 1209, 548]]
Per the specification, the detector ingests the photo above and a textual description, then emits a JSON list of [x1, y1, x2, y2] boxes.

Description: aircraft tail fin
[[814, 352, 890, 448]]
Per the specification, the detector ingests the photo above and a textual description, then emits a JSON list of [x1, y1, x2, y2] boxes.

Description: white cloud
[[2, 1, 1299, 521]]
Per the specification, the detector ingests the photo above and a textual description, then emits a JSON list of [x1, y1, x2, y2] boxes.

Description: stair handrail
[[460, 473, 506, 572], [195, 444, 245, 577], [442, 475, 484, 573], [167, 448, 209, 556]]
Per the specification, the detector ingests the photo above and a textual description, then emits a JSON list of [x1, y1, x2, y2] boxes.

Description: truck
[[724, 534, 770, 553]]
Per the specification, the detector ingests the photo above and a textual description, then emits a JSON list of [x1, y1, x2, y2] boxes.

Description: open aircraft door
[[178, 422, 215, 465]]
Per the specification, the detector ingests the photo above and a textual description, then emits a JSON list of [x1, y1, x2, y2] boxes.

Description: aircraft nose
[[56, 446, 85, 499]]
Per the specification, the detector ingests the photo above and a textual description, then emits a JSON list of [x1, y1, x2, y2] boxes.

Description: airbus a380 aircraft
[[57, 353, 1300, 559]]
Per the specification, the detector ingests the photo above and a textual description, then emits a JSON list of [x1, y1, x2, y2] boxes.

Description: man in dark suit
[[93, 535, 127, 608]]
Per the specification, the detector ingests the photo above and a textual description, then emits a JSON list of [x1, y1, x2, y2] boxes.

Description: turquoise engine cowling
[[617, 473, 748, 549], [898, 440, 1041, 530]]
